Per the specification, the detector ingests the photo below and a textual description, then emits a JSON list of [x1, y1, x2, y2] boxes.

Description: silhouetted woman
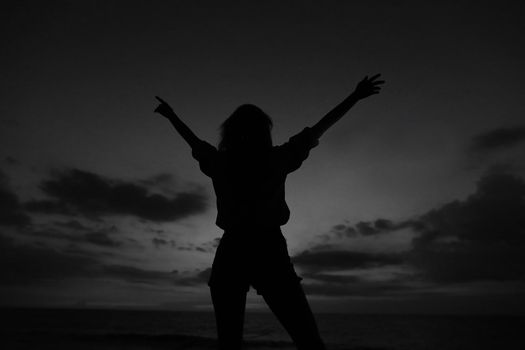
[[154, 74, 384, 350]]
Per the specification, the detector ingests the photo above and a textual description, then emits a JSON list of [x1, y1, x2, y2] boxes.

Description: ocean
[[2, 308, 523, 349]]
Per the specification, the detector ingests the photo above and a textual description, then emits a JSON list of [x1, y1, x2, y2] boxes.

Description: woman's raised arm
[[154, 96, 201, 149], [310, 74, 385, 139]]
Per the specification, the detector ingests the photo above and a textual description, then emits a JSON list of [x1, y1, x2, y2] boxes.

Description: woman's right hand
[[154, 96, 176, 118], [352, 74, 385, 100]]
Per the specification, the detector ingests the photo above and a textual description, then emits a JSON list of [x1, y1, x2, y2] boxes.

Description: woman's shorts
[[207, 227, 303, 295]]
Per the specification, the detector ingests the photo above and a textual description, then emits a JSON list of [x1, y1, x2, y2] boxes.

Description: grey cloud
[[0, 170, 31, 228], [175, 267, 211, 286], [152, 237, 176, 248], [26, 226, 123, 248], [84, 232, 122, 247], [53, 220, 90, 231], [312, 171, 525, 286], [302, 280, 416, 297], [25, 168, 208, 222], [101, 264, 177, 284], [0, 233, 208, 287], [301, 272, 361, 284], [296, 171, 525, 299], [408, 171, 525, 283], [4, 156, 18, 165], [329, 218, 418, 239], [0, 234, 100, 286], [470, 126, 525, 153], [292, 250, 405, 273]]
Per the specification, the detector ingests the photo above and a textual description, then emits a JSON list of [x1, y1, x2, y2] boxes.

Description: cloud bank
[[470, 126, 525, 153], [25, 168, 208, 222], [293, 171, 525, 298]]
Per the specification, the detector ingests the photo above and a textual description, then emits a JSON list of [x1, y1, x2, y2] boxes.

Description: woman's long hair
[[218, 104, 273, 152]]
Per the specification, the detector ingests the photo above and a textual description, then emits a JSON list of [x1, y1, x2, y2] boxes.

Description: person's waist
[[216, 212, 288, 228], [222, 225, 283, 238]]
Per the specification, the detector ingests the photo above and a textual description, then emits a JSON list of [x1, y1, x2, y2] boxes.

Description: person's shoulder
[[195, 139, 217, 150], [292, 126, 317, 139], [191, 139, 218, 162], [271, 127, 319, 173], [286, 127, 319, 149]]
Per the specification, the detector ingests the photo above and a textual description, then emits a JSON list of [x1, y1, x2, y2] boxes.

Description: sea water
[[2, 308, 524, 349]]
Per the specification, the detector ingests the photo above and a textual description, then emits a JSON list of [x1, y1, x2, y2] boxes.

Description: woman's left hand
[[154, 96, 176, 118]]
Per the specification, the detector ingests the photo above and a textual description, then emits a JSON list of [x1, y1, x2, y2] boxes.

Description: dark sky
[[1, 1, 525, 313]]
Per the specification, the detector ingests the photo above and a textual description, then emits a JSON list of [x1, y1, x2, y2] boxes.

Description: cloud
[[139, 173, 177, 194], [196, 237, 221, 252], [1, 169, 125, 248], [152, 237, 176, 248], [302, 280, 417, 297], [294, 171, 525, 298], [24, 223, 123, 248], [101, 264, 177, 284], [292, 250, 405, 273], [470, 126, 525, 153], [4, 156, 18, 166], [172, 238, 221, 253], [301, 272, 361, 284], [24, 199, 72, 215], [175, 267, 212, 286], [294, 260, 420, 298], [25, 168, 208, 222], [54, 220, 90, 231], [328, 218, 419, 239], [0, 233, 208, 287], [0, 170, 31, 228], [408, 171, 525, 283], [0, 234, 100, 286], [84, 232, 122, 247]]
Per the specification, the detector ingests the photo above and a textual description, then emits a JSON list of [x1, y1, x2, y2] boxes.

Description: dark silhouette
[[154, 74, 384, 350]]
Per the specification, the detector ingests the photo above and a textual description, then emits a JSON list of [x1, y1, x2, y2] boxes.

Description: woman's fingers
[[155, 96, 168, 105], [369, 73, 381, 81], [154, 96, 175, 115]]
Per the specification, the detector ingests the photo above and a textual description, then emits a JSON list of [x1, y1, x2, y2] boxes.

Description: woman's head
[[219, 104, 273, 152]]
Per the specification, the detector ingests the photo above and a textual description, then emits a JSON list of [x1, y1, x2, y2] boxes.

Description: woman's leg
[[210, 285, 247, 350], [261, 282, 326, 350]]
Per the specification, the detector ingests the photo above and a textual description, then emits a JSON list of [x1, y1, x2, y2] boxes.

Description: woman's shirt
[[191, 127, 319, 230]]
